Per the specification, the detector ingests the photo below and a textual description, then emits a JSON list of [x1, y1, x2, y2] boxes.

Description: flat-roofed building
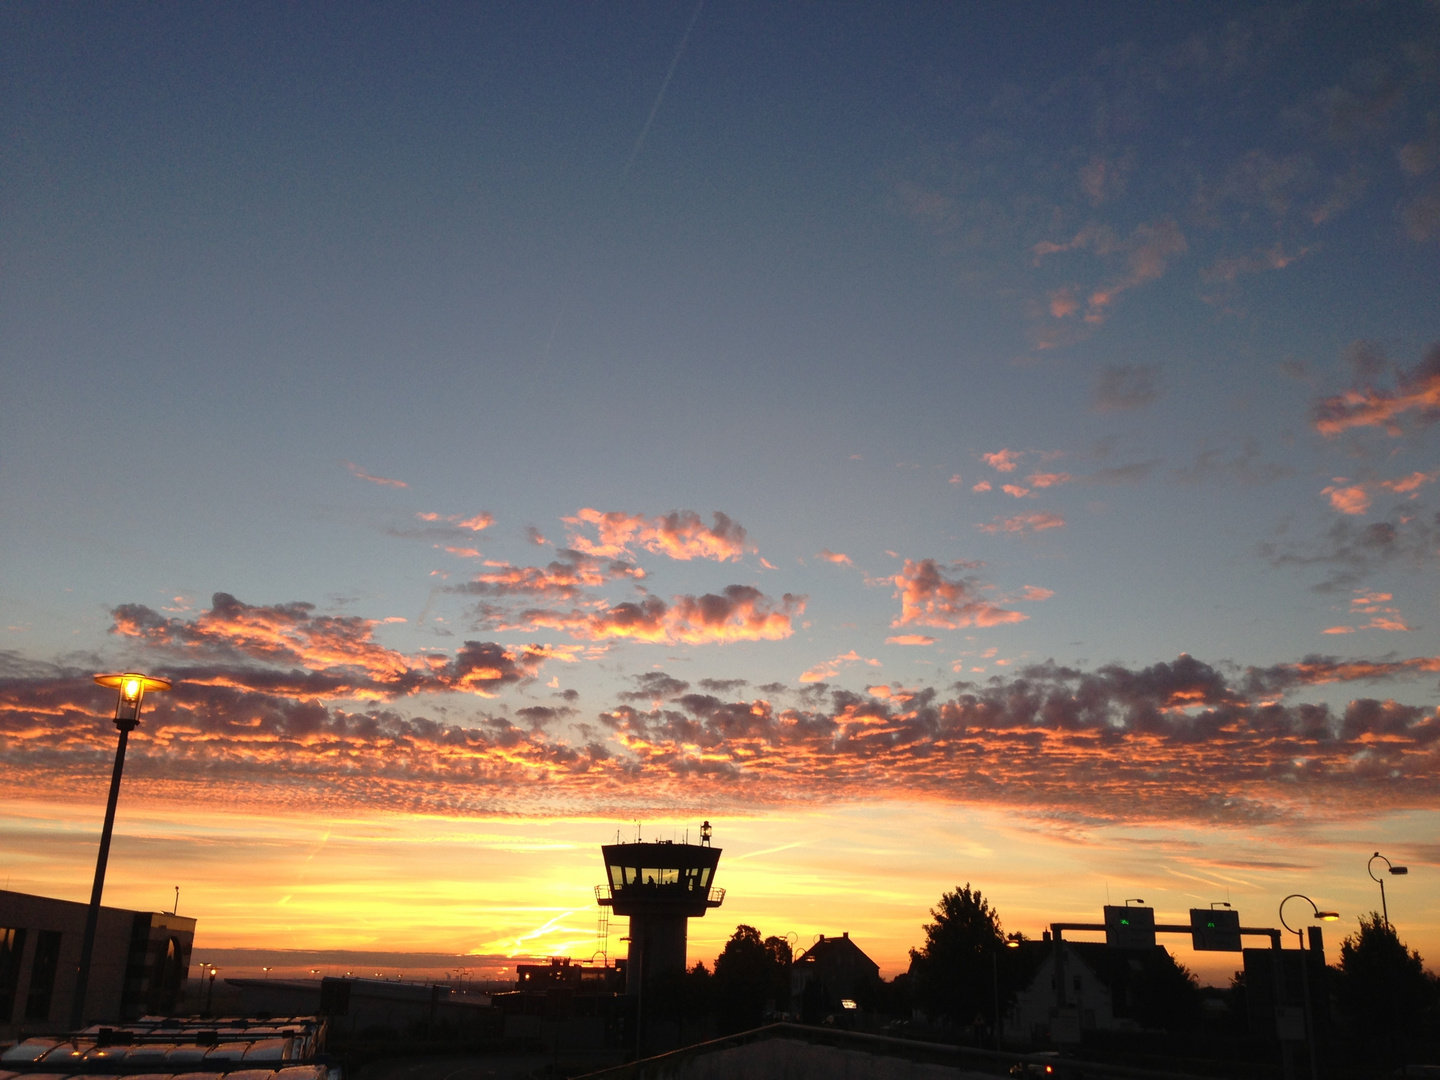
[[0, 889, 195, 1034]]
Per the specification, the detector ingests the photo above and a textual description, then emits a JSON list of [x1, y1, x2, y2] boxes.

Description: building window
[[0, 927, 27, 1021], [25, 930, 61, 1021]]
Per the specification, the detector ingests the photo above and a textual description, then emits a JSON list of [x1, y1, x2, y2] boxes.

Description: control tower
[[597, 821, 724, 994]]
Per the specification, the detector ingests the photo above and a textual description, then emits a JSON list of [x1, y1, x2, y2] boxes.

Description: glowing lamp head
[[1318, 911, 1340, 922], [94, 672, 171, 728]]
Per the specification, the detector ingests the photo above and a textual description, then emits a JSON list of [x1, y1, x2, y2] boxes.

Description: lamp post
[[1368, 852, 1408, 930], [70, 672, 171, 1028], [1278, 895, 1338, 1080], [992, 938, 1020, 1050]]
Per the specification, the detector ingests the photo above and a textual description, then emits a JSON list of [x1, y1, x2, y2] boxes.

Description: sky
[[2, 1, 1439, 987]]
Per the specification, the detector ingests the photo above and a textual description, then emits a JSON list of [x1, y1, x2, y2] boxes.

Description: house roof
[[795, 932, 879, 973]]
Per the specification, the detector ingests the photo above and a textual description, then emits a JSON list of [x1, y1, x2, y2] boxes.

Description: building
[[1005, 940, 1193, 1044], [596, 822, 724, 995], [790, 932, 881, 1023], [0, 890, 194, 1035]]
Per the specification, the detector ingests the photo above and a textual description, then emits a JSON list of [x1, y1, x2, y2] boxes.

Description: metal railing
[[593, 885, 726, 905]]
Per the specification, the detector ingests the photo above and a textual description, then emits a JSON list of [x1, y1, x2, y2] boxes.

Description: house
[[0, 889, 194, 1035], [1004, 939, 1193, 1044], [790, 932, 881, 1022]]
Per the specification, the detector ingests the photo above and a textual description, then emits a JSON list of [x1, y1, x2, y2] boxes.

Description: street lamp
[[992, 938, 1021, 1050], [70, 672, 171, 1027], [1368, 852, 1408, 930], [1278, 895, 1337, 1080], [1278, 894, 1339, 949]]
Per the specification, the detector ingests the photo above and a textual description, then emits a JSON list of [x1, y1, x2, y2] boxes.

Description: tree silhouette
[[908, 883, 1005, 1026], [713, 924, 792, 1033], [1337, 912, 1433, 1041]]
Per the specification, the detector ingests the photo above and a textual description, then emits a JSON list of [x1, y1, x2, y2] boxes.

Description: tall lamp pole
[[69, 673, 171, 1028], [1278, 894, 1339, 1080], [1368, 852, 1408, 930]]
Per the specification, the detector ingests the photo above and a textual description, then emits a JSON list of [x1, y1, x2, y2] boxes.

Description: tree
[[713, 925, 792, 1034], [1337, 912, 1433, 1041], [908, 883, 1005, 1026]]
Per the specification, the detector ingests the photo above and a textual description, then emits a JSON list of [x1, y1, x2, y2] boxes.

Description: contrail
[[620, 0, 705, 180]]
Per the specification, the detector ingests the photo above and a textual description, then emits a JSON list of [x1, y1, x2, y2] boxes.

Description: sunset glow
[[2, 2, 1437, 992]]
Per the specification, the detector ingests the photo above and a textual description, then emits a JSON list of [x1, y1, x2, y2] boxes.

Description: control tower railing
[[595, 884, 725, 907]]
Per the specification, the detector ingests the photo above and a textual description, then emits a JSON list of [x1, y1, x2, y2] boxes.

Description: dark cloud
[[617, 672, 691, 702], [6, 651, 1437, 823], [1312, 342, 1440, 436], [1260, 510, 1440, 592], [1171, 440, 1292, 485], [445, 549, 643, 601], [1093, 364, 1160, 413], [110, 593, 547, 699], [698, 677, 749, 693]]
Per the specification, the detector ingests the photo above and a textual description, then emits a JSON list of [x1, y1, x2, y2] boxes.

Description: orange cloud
[[982, 449, 1022, 473], [1312, 345, 1440, 436], [1018, 586, 1054, 601], [505, 586, 805, 646], [977, 513, 1064, 535], [1025, 472, 1072, 489], [109, 593, 549, 699], [886, 635, 936, 646], [1001, 484, 1031, 498], [817, 549, 853, 565], [454, 551, 643, 601], [799, 650, 881, 683], [1033, 218, 1187, 324], [344, 462, 407, 488], [972, 481, 992, 493], [892, 559, 1027, 630], [5, 651, 1440, 824], [1381, 471, 1439, 494], [1321, 481, 1371, 515], [565, 508, 751, 562]]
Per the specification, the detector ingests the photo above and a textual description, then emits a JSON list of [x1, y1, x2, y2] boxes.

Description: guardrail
[[592, 885, 726, 905]]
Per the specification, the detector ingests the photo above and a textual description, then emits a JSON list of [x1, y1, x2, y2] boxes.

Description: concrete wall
[[618, 1037, 997, 1080]]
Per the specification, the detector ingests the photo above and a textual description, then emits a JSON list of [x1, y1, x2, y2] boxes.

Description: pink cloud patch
[[1322, 482, 1371, 515], [983, 449, 1022, 473], [566, 508, 750, 562], [977, 513, 1064, 535], [817, 549, 853, 565], [345, 462, 408, 488], [886, 634, 937, 646], [892, 559, 1027, 630]]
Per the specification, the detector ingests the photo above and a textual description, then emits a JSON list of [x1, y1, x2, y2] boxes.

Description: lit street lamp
[[1368, 851, 1408, 930], [70, 672, 171, 1028], [1278, 894, 1339, 949], [1278, 894, 1338, 1080], [991, 938, 1020, 1050]]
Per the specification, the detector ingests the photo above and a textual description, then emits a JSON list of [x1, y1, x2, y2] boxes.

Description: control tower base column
[[628, 913, 688, 995]]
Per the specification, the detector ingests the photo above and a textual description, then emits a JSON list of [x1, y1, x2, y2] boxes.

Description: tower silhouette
[[597, 821, 723, 994]]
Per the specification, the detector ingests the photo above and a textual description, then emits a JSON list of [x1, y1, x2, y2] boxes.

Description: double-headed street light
[[1368, 851, 1408, 930], [69, 673, 170, 1028]]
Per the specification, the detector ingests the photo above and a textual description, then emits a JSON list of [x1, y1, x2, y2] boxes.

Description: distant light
[[840, 999, 857, 1010], [1005, 940, 1020, 948]]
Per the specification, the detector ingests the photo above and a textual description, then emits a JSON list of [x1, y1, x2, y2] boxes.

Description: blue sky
[[2, 2, 1438, 979]]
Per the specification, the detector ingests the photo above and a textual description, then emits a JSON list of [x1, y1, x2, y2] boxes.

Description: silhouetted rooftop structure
[[1, 890, 194, 1035]]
